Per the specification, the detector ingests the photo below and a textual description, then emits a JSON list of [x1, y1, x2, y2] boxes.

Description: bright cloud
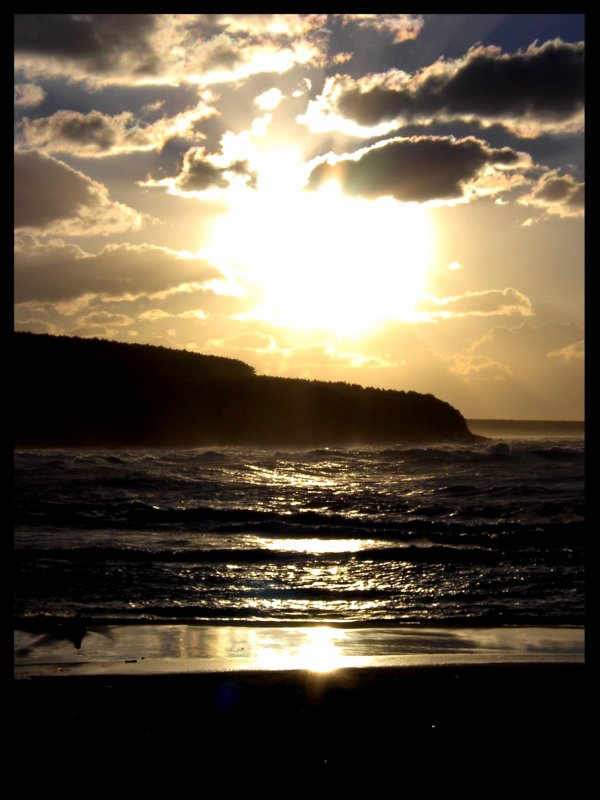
[[20, 101, 216, 157], [14, 83, 45, 106], [418, 288, 533, 319], [339, 14, 424, 43], [548, 339, 584, 362], [254, 87, 285, 111]]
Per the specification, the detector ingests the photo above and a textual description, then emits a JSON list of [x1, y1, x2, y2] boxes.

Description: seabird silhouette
[[19, 612, 89, 649], [57, 612, 87, 648]]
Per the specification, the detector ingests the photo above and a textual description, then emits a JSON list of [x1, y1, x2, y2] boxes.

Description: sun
[[207, 148, 433, 336]]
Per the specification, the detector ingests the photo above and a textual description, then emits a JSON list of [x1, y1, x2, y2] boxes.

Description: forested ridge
[[14, 332, 474, 446]]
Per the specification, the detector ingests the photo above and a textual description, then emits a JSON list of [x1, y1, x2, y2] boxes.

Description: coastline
[[13, 625, 586, 785], [14, 623, 584, 679]]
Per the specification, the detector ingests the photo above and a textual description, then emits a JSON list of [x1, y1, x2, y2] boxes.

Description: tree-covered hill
[[14, 332, 474, 446]]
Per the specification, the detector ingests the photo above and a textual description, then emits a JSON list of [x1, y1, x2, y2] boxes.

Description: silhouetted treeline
[[14, 332, 473, 446]]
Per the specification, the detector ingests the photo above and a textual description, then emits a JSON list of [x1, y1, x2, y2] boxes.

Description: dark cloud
[[332, 39, 584, 133], [202, 38, 245, 71], [14, 149, 142, 235], [24, 110, 118, 152], [14, 14, 329, 88], [536, 176, 583, 206], [177, 150, 228, 191], [307, 136, 525, 202], [14, 240, 222, 305], [184, 14, 225, 36], [568, 185, 585, 207], [14, 14, 160, 75], [519, 170, 584, 217], [154, 147, 258, 193], [15, 150, 93, 228]]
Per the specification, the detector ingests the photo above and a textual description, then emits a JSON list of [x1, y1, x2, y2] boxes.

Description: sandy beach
[[13, 625, 585, 788], [14, 622, 584, 677]]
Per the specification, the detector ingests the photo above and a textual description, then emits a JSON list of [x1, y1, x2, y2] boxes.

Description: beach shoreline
[[13, 624, 586, 785], [14, 622, 585, 678]]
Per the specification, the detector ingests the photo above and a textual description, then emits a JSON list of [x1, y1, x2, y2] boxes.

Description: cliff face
[[14, 332, 473, 446]]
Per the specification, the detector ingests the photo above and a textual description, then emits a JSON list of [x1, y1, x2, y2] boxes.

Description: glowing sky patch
[[209, 174, 433, 334]]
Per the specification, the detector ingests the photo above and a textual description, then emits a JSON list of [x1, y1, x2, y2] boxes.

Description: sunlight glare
[[208, 151, 433, 335], [266, 538, 363, 554], [296, 626, 348, 672]]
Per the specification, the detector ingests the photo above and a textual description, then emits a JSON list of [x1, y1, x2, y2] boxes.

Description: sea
[[14, 421, 584, 628]]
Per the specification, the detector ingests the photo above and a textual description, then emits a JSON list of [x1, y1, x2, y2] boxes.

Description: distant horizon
[[466, 418, 584, 424], [466, 419, 584, 439]]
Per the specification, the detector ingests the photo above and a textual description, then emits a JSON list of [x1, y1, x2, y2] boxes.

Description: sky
[[14, 14, 585, 420]]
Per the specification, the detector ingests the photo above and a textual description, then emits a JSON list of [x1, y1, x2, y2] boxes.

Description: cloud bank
[[15, 14, 163, 82], [14, 150, 143, 236], [14, 239, 222, 305], [301, 39, 584, 137], [21, 102, 216, 157], [14, 13, 329, 87]]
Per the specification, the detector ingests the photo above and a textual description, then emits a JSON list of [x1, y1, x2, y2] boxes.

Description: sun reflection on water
[[295, 626, 348, 672], [265, 538, 363, 554], [251, 626, 349, 673], [188, 625, 355, 673]]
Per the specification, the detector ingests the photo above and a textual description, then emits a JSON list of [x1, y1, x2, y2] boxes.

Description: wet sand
[[14, 622, 584, 677], [13, 625, 586, 788]]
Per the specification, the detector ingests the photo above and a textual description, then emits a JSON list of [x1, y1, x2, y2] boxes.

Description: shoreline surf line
[[14, 623, 584, 679]]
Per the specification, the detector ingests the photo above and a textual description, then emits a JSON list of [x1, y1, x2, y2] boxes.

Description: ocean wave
[[14, 606, 585, 627], [14, 491, 585, 533], [14, 439, 584, 626], [15, 441, 583, 467], [15, 539, 582, 566]]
